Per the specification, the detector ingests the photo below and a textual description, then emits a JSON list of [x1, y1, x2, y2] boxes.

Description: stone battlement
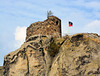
[[26, 16, 61, 40]]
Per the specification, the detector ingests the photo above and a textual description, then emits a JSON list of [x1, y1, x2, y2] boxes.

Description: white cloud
[[84, 20, 100, 34], [15, 26, 27, 48]]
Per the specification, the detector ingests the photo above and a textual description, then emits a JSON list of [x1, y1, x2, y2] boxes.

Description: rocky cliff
[[49, 33, 100, 76], [3, 33, 100, 76]]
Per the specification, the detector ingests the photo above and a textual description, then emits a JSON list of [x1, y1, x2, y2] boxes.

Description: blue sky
[[0, 0, 100, 66]]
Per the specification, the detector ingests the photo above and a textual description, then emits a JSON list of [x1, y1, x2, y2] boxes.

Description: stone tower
[[26, 16, 61, 40]]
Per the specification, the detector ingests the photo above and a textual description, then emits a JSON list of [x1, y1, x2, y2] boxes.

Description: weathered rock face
[[0, 66, 3, 76], [26, 16, 61, 40], [49, 33, 100, 76], [3, 35, 51, 76], [3, 35, 64, 76], [3, 33, 100, 76]]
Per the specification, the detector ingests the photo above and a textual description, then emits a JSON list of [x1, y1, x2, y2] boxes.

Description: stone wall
[[26, 16, 61, 40]]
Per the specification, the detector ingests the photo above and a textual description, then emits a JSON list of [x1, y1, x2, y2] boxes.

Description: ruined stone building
[[26, 16, 61, 40]]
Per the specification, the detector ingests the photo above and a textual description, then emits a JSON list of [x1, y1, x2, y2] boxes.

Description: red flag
[[69, 21, 73, 27]]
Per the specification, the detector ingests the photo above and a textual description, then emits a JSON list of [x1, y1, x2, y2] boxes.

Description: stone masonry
[[26, 16, 61, 40]]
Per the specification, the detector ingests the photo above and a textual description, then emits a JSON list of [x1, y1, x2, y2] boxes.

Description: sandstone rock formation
[[3, 35, 64, 76], [26, 16, 61, 40], [49, 33, 100, 76], [3, 33, 100, 76]]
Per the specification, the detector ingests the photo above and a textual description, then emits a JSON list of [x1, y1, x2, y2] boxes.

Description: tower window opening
[[56, 21, 58, 25]]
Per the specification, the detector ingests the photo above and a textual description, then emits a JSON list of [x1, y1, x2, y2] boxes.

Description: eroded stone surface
[[3, 33, 100, 76], [3, 35, 54, 76], [49, 33, 100, 76]]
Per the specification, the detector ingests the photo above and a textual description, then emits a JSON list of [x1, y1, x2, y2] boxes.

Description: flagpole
[[68, 26, 70, 35], [68, 26, 69, 35], [68, 22, 70, 35], [68, 21, 73, 35], [68, 21, 69, 35]]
